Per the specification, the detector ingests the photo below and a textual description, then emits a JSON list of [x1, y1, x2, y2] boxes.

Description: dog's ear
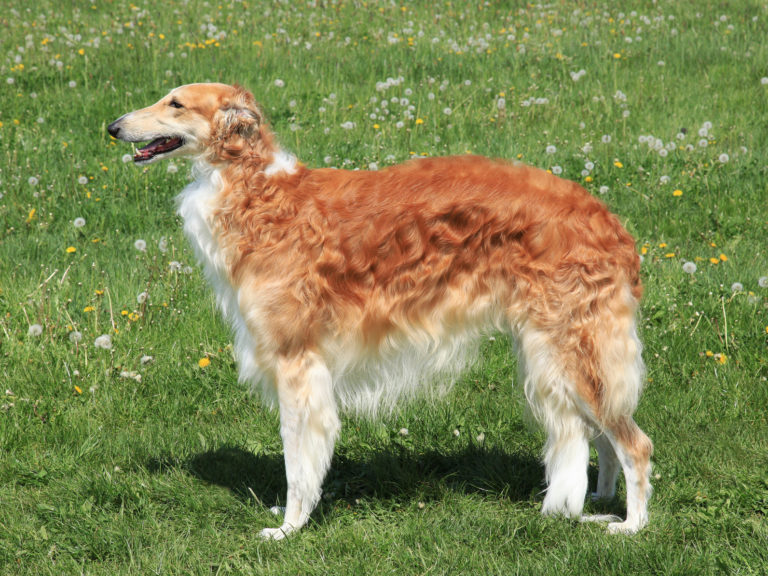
[[214, 87, 265, 156]]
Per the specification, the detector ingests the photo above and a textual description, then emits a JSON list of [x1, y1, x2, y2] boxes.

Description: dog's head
[[108, 83, 264, 165]]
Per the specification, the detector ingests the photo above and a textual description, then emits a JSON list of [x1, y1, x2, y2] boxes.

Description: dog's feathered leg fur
[[260, 352, 340, 540]]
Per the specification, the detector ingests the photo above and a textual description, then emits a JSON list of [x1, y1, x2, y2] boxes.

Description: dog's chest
[[175, 171, 239, 320]]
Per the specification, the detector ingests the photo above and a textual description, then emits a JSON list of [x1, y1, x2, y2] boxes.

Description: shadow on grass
[[147, 444, 548, 509]]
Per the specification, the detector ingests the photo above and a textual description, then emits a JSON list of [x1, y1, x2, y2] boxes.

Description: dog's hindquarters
[[516, 281, 652, 532]]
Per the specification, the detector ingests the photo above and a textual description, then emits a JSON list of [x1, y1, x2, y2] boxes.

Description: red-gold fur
[[109, 83, 653, 539]]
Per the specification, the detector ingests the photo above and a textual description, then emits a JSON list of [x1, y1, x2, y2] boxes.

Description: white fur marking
[[264, 149, 298, 177]]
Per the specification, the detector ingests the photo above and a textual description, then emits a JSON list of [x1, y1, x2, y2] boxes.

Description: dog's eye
[[169, 99, 184, 109]]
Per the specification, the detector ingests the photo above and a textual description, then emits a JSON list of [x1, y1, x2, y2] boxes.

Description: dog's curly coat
[[109, 83, 653, 539]]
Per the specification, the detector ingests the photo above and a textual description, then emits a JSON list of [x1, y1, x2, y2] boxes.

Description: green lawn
[[1, 1, 767, 574]]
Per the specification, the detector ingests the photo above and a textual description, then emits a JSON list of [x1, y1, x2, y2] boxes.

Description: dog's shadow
[[148, 443, 549, 514]]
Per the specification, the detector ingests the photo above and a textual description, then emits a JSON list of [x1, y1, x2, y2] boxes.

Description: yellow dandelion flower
[[78, 48, 85, 55], [585, 176, 593, 183], [74, 385, 82, 395], [765, 326, 768, 334], [664, 253, 675, 258], [613, 53, 622, 59], [66, 246, 76, 253], [709, 257, 719, 264], [373, 124, 380, 130], [641, 246, 648, 255], [659, 242, 668, 248], [84, 306, 95, 312], [94, 289, 104, 296], [26, 208, 36, 223], [128, 312, 139, 322], [705, 350, 714, 357], [614, 161, 623, 168], [716, 354, 727, 365], [719, 253, 728, 262], [198, 357, 211, 368], [673, 189, 683, 196], [415, 118, 424, 125]]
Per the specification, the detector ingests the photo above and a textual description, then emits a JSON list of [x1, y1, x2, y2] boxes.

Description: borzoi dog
[[108, 83, 652, 539]]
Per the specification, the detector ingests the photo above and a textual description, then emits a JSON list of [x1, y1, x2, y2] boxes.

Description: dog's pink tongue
[[133, 137, 182, 161]]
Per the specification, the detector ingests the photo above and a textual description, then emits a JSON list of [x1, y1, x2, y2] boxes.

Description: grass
[[1, 0, 768, 574]]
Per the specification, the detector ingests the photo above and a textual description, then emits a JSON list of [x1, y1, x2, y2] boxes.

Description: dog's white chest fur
[[175, 166, 265, 393]]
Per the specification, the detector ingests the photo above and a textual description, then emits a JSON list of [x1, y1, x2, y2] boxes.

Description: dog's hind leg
[[600, 418, 653, 534], [518, 327, 590, 519], [592, 432, 620, 500], [259, 351, 340, 540]]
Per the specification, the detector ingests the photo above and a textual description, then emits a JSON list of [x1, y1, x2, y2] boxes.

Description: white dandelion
[[94, 334, 112, 350], [28, 176, 39, 186], [69, 330, 83, 343], [682, 261, 697, 274], [73, 217, 86, 228], [78, 176, 88, 185], [399, 428, 409, 436], [28, 324, 43, 337], [122, 154, 133, 163], [134, 239, 147, 252], [758, 276, 768, 288], [167, 163, 178, 174], [551, 165, 563, 175], [137, 292, 148, 305], [718, 153, 729, 164], [731, 282, 743, 293], [274, 79, 285, 88], [546, 144, 557, 155]]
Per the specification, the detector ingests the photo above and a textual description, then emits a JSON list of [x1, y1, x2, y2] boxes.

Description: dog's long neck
[[199, 124, 299, 189]]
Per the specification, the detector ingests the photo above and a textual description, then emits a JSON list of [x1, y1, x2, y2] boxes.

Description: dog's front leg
[[259, 351, 340, 540]]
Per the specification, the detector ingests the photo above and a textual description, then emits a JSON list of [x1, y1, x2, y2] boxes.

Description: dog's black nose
[[107, 120, 121, 138]]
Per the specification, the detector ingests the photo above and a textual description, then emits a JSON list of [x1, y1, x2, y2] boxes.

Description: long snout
[[107, 115, 126, 139]]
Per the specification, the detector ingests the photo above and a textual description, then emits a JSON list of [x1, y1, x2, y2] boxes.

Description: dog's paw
[[259, 525, 292, 541], [606, 520, 642, 535], [580, 513, 622, 524]]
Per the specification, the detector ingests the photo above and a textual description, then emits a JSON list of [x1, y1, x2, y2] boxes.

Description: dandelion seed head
[[758, 276, 768, 288], [69, 330, 83, 343], [134, 239, 147, 252], [68, 80, 77, 88], [551, 165, 563, 175], [682, 261, 697, 274], [731, 282, 743, 293], [78, 176, 88, 185], [718, 153, 729, 163], [28, 324, 43, 337], [274, 78, 285, 88], [28, 176, 39, 186], [122, 154, 133, 163], [137, 292, 148, 304], [94, 334, 112, 350], [167, 163, 178, 174], [73, 217, 86, 228], [545, 144, 557, 154]]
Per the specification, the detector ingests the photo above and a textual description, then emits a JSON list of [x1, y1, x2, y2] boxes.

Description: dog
[[108, 83, 653, 539]]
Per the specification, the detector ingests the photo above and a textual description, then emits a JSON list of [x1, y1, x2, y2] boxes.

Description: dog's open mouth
[[133, 137, 184, 162]]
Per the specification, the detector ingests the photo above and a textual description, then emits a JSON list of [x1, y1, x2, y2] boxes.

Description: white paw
[[259, 525, 292, 541], [580, 514, 622, 524], [607, 520, 641, 535]]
